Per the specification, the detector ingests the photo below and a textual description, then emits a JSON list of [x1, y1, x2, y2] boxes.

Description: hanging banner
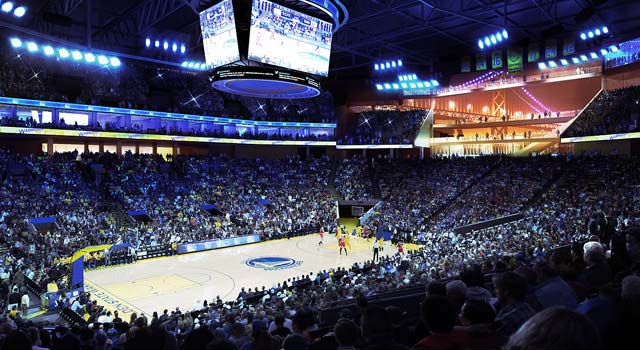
[[507, 48, 523, 75], [563, 38, 576, 56], [528, 43, 540, 62], [461, 56, 471, 72], [491, 50, 503, 68], [545, 39, 558, 59], [476, 53, 487, 71]]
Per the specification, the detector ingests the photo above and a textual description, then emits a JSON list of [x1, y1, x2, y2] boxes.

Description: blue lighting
[[538, 62, 547, 70], [58, 48, 69, 58], [26, 42, 38, 52], [9, 37, 21, 48], [163, 41, 169, 50], [490, 35, 497, 44], [374, 64, 379, 70], [430, 80, 439, 87], [392, 83, 399, 89], [180, 44, 186, 54], [602, 26, 608, 34], [391, 61, 396, 67], [610, 45, 618, 53], [560, 59, 568, 66], [423, 81, 431, 87], [496, 33, 502, 41], [588, 31, 594, 38], [172, 43, 177, 52], [1, 2, 14, 13], [71, 51, 82, 60], [478, 39, 484, 49], [188, 62, 195, 68], [182, 62, 189, 67], [375, 84, 383, 90], [401, 83, 408, 88], [412, 74, 417, 80], [502, 29, 508, 39], [385, 62, 390, 68], [409, 83, 416, 88], [572, 57, 580, 64], [600, 49, 608, 55], [417, 82, 424, 88], [84, 53, 95, 63], [595, 28, 601, 36], [109, 57, 121, 67], [13, 6, 25, 17], [484, 37, 490, 46], [97, 55, 109, 65], [580, 33, 587, 40], [548, 60, 557, 68], [145, 38, 151, 47], [397, 60, 402, 66], [43, 46, 54, 56], [384, 83, 391, 89], [154, 40, 160, 48], [580, 54, 588, 61], [590, 52, 598, 59]]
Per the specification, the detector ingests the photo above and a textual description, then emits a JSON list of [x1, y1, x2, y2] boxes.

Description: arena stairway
[[327, 158, 343, 199], [367, 160, 381, 199]]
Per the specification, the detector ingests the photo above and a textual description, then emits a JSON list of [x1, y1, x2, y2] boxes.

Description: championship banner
[[476, 53, 487, 71], [461, 56, 471, 72], [563, 38, 576, 56], [545, 39, 558, 59], [492, 50, 503, 69], [528, 43, 540, 62], [507, 48, 523, 75]]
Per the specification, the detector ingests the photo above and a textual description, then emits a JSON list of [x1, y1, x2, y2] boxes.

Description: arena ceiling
[[2, 0, 639, 80]]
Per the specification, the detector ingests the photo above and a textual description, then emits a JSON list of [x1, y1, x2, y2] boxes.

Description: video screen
[[248, 0, 333, 77], [199, 0, 240, 69]]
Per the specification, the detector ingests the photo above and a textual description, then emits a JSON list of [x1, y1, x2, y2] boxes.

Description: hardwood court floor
[[85, 235, 397, 319]]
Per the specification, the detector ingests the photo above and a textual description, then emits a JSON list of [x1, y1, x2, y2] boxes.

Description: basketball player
[[372, 240, 380, 262], [339, 236, 347, 256], [397, 241, 404, 255], [318, 226, 324, 246]]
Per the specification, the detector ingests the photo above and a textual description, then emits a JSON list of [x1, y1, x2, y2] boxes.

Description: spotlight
[[417, 82, 424, 88], [590, 52, 598, 59], [391, 61, 396, 67], [384, 83, 391, 89], [374, 64, 379, 70], [172, 43, 177, 52], [560, 59, 568, 66], [13, 6, 25, 17], [163, 41, 169, 50], [375, 84, 383, 90], [180, 44, 186, 54], [412, 74, 417, 80], [43, 46, 54, 56], [26, 42, 38, 52], [71, 51, 82, 60], [502, 29, 508, 38], [97, 55, 108, 65], [478, 39, 484, 49], [602, 26, 608, 34], [588, 31, 594, 38], [496, 33, 502, 41], [9, 37, 22, 48], [392, 83, 399, 89], [580, 54, 588, 61], [398, 76, 404, 81], [595, 28, 601, 36], [109, 57, 121, 67], [430, 80, 439, 86], [397, 60, 402, 66], [84, 53, 95, 62], [538, 62, 547, 70], [1, 2, 14, 13], [385, 62, 390, 68], [154, 40, 160, 48], [490, 35, 497, 44], [610, 45, 619, 53], [409, 83, 416, 88], [484, 37, 490, 46], [572, 57, 580, 64], [58, 48, 70, 58], [188, 62, 195, 68], [145, 38, 151, 47], [548, 60, 557, 68], [600, 49, 608, 55], [580, 33, 587, 40], [181, 61, 188, 67], [401, 83, 408, 88]]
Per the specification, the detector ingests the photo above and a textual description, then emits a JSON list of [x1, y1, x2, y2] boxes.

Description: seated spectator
[[455, 300, 501, 350], [505, 307, 601, 350], [533, 262, 578, 309], [492, 272, 535, 342], [360, 306, 409, 350], [577, 242, 612, 295], [414, 295, 471, 350]]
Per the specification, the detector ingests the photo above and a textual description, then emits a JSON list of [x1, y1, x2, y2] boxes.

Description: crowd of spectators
[[564, 86, 640, 137], [334, 157, 375, 201], [339, 110, 426, 145]]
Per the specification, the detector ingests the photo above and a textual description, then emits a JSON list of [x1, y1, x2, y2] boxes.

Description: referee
[[373, 240, 380, 262]]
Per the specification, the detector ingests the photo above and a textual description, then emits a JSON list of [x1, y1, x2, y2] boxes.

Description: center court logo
[[245, 256, 302, 271]]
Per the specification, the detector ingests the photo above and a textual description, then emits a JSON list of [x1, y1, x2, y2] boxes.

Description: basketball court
[[84, 235, 405, 319]]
